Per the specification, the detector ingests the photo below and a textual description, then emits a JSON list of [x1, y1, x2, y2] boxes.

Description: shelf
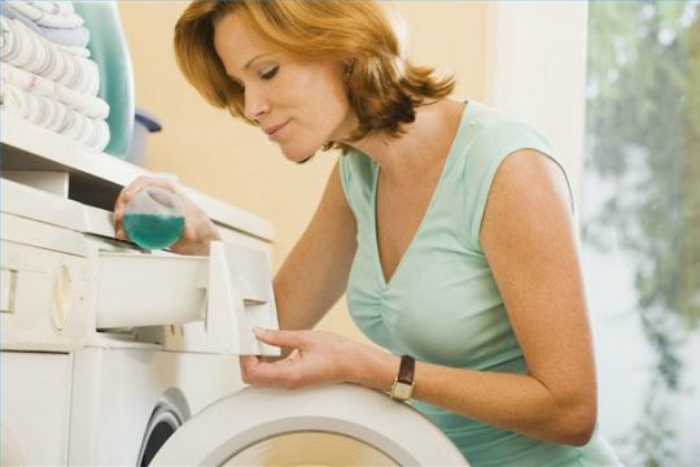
[[0, 112, 274, 242]]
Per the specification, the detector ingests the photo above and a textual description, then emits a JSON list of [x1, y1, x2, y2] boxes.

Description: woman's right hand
[[113, 176, 221, 256]]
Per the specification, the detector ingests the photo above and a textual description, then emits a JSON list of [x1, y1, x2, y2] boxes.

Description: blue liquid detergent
[[123, 213, 185, 250]]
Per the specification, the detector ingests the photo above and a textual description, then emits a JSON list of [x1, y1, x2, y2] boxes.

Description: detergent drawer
[[94, 252, 208, 329], [94, 242, 279, 356]]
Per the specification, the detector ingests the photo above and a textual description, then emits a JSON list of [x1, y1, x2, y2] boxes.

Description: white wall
[[485, 1, 589, 204]]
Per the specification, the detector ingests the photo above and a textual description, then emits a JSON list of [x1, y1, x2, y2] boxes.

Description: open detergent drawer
[[94, 242, 279, 356], [95, 253, 207, 329]]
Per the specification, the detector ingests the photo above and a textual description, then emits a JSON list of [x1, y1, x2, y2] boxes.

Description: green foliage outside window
[[584, 2, 699, 465]]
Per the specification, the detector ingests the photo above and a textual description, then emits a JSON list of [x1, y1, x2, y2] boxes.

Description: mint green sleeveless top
[[339, 101, 621, 467]]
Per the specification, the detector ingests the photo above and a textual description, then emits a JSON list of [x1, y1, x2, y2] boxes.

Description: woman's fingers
[[181, 222, 197, 242], [115, 176, 178, 213], [239, 355, 256, 384], [253, 328, 309, 351], [242, 330, 307, 388], [241, 352, 302, 389], [239, 331, 355, 390]]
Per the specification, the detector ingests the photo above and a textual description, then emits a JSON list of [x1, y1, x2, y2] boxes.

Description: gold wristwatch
[[389, 355, 415, 401]]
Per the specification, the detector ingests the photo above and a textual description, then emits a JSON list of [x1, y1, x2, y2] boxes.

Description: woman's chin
[[280, 145, 318, 164]]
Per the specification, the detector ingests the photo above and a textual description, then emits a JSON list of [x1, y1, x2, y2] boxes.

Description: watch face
[[392, 383, 414, 401]]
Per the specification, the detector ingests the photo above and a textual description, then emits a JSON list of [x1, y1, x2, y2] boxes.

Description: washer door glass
[[222, 431, 398, 466]]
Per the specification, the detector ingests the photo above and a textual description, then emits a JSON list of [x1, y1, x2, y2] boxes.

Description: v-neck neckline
[[371, 101, 472, 288]]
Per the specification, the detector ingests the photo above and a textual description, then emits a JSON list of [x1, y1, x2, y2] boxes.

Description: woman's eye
[[261, 66, 279, 81]]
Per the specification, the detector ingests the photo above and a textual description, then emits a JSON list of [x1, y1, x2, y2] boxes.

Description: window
[[583, 2, 700, 464]]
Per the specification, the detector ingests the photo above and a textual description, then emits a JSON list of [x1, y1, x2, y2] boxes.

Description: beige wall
[[118, 1, 489, 343]]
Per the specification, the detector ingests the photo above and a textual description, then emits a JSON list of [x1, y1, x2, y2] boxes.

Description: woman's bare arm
[[247, 150, 597, 446], [351, 149, 597, 446], [273, 160, 358, 331]]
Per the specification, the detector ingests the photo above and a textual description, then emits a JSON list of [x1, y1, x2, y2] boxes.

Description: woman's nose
[[243, 88, 270, 122]]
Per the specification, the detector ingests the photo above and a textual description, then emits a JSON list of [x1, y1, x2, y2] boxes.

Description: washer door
[[152, 383, 469, 466]]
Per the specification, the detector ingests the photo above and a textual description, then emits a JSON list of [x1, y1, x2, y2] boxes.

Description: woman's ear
[[342, 59, 355, 81]]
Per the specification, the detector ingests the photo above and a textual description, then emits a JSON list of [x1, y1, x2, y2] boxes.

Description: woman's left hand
[[240, 329, 364, 389]]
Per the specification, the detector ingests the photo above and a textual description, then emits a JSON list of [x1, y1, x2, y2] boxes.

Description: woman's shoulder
[[462, 100, 554, 162], [465, 101, 547, 141], [459, 101, 573, 250]]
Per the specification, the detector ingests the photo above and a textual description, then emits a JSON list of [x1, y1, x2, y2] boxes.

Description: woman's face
[[214, 13, 357, 162]]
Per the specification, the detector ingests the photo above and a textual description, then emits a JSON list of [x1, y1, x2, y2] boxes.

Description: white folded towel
[[28, 1, 76, 16], [4, 1, 83, 29], [1, 62, 109, 119], [1, 83, 110, 151], [1, 0, 90, 48], [57, 44, 91, 58], [0, 16, 99, 95]]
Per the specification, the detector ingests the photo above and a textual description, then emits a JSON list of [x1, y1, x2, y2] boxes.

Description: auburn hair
[[174, 0, 455, 152]]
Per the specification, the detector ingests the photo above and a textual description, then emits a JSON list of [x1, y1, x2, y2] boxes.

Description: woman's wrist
[[209, 222, 222, 242], [193, 222, 221, 255], [344, 342, 400, 391]]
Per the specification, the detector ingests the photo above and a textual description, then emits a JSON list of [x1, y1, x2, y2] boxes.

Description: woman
[[113, 1, 622, 465]]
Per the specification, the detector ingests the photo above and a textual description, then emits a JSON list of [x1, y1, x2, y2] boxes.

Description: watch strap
[[397, 354, 415, 385]]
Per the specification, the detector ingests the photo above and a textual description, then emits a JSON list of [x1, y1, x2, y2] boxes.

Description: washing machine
[[0, 114, 469, 466], [0, 113, 278, 466]]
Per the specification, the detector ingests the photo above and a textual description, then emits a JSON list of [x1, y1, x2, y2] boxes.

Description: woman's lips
[[265, 120, 290, 140]]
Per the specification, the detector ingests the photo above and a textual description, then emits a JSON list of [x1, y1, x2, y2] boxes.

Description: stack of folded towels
[[0, 1, 110, 151]]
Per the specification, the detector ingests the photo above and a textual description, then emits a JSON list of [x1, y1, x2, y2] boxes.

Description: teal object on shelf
[[123, 187, 186, 250], [124, 214, 185, 250], [74, 1, 134, 158]]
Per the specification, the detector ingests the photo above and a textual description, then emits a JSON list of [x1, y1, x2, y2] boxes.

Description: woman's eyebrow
[[244, 53, 274, 70], [228, 53, 275, 83]]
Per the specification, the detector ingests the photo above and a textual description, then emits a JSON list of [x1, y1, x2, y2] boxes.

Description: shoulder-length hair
[[174, 0, 455, 152]]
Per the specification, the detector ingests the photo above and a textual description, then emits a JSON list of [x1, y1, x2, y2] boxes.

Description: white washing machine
[[1, 114, 278, 466], [0, 114, 469, 466]]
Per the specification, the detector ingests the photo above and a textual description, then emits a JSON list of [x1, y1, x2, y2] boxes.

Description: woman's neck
[[346, 98, 465, 186]]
